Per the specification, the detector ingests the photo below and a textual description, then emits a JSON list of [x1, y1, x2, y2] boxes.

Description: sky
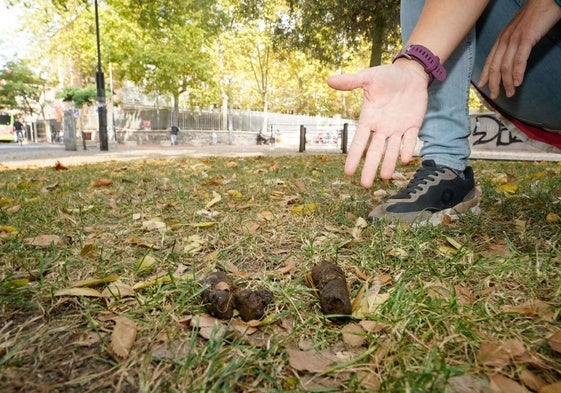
[[0, 1, 33, 64]]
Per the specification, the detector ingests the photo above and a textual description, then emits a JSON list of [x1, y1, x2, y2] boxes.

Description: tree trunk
[[172, 93, 179, 127], [369, 16, 385, 67]]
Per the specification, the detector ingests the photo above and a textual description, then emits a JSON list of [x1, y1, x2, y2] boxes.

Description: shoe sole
[[370, 187, 482, 226]]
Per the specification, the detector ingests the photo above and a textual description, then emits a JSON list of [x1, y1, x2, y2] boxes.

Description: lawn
[[0, 154, 560, 392]]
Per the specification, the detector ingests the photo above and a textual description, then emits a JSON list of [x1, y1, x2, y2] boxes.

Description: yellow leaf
[[133, 275, 172, 290], [227, 190, 243, 199], [546, 212, 561, 224], [71, 274, 120, 288], [142, 217, 166, 233], [54, 287, 104, 297], [355, 217, 368, 229], [438, 245, 458, 256], [0, 225, 18, 233], [136, 254, 156, 273], [495, 183, 518, 196], [79, 243, 97, 257], [353, 283, 389, 319], [205, 191, 222, 209], [63, 205, 94, 214], [191, 221, 217, 228], [183, 234, 205, 254], [246, 313, 280, 327], [2, 278, 29, 288], [290, 203, 317, 215], [445, 236, 463, 250], [0, 197, 14, 207]]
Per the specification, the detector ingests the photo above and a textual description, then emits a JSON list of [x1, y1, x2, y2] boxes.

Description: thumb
[[327, 71, 367, 91]]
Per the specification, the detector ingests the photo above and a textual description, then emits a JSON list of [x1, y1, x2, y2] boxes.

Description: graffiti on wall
[[470, 114, 524, 148]]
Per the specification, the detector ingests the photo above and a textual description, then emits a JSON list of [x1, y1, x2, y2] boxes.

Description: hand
[[478, 0, 561, 98], [327, 60, 429, 188]]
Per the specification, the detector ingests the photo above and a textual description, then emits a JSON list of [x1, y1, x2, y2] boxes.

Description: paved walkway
[[1, 138, 560, 170], [0, 142, 321, 169]]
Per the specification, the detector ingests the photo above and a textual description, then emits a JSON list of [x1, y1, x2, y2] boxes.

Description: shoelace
[[393, 165, 446, 199]]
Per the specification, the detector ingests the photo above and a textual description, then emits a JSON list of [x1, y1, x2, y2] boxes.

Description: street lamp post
[[94, 0, 108, 151]]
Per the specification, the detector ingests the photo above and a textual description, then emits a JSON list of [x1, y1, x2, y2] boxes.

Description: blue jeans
[[401, 0, 561, 170]]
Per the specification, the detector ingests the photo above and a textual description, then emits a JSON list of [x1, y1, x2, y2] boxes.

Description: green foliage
[[274, 0, 400, 67], [9, 0, 397, 118], [0, 60, 44, 115], [56, 85, 97, 107]]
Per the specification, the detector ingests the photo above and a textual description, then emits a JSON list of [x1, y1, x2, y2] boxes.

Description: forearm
[[406, 0, 491, 62]]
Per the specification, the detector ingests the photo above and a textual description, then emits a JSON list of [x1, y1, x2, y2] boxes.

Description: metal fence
[[107, 106, 354, 133]]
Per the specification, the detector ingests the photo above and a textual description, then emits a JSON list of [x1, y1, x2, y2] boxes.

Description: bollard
[[63, 110, 77, 151], [341, 123, 348, 154], [299, 125, 306, 152]]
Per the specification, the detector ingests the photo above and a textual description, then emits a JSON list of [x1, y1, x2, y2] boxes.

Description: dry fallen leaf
[[183, 234, 205, 255], [24, 234, 63, 248], [353, 282, 389, 319], [101, 281, 135, 299], [189, 315, 229, 340], [488, 373, 530, 393], [54, 161, 68, 170], [75, 331, 106, 347], [539, 382, 561, 393], [142, 217, 166, 233], [71, 274, 120, 288], [501, 300, 554, 321], [126, 236, 160, 250], [110, 316, 137, 359], [41, 182, 59, 193], [547, 331, 561, 353], [342, 323, 366, 347], [519, 369, 547, 392], [477, 339, 527, 368], [286, 347, 332, 373], [205, 191, 222, 209], [93, 178, 113, 187], [54, 287, 104, 297], [136, 254, 157, 274], [279, 257, 297, 275]]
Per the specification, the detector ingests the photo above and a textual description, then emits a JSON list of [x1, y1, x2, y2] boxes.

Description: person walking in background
[[13, 117, 24, 145], [328, 0, 561, 224], [170, 125, 179, 146]]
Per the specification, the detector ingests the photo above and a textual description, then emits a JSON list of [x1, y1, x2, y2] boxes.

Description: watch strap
[[393, 44, 447, 84]]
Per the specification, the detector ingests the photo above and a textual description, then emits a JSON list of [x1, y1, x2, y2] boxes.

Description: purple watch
[[393, 44, 447, 84]]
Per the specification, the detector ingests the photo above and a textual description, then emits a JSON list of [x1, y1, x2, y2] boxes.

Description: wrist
[[393, 58, 431, 86]]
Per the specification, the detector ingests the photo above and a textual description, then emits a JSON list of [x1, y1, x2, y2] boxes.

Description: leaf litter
[[0, 156, 560, 392]]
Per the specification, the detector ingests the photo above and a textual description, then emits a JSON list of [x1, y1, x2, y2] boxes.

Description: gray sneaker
[[368, 160, 480, 225]]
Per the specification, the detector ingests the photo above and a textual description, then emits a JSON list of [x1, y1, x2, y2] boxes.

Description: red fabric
[[507, 116, 561, 149], [473, 85, 561, 149]]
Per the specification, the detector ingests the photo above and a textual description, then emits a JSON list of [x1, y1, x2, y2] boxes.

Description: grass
[[0, 154, 560, 392]]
